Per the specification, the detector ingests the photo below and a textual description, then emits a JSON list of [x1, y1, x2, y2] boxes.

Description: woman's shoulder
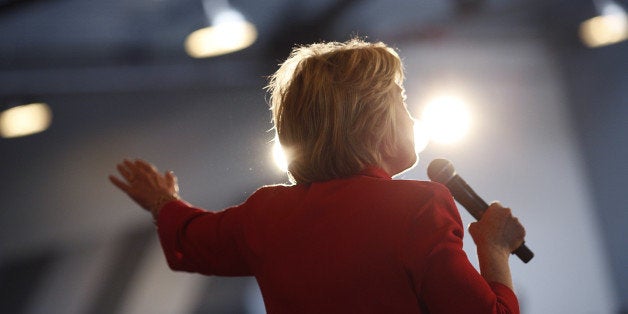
[[243, 176, 454, 210], [363, 177, 459, 219], [244, 183, 304, 203], [362, 176, 452, 200]]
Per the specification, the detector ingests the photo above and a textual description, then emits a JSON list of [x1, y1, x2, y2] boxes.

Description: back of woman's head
[[267, 38, 405, 184]]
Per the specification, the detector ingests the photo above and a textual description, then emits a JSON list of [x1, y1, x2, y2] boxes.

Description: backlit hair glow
[[267, 38, 405, 184]]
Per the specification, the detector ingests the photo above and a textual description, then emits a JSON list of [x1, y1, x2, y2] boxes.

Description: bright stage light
[[185, 7, 257, 58], [421, 95, 471, 144], [580, 13, 628, 47], [0, 103, 52, 138], [413, 118, 429, 154], [185, 21, 257, 58], [580, 1, 628, 47], [272, 139, 288, 172]]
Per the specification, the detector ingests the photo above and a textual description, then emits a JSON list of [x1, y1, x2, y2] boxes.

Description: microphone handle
[[447, 176, 534, 263]]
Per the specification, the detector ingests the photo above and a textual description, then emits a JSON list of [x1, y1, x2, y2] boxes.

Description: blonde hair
[[267, 38, 405, 184]]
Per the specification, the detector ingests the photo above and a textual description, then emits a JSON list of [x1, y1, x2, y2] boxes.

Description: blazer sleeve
[[155, 199, 252, 276], [402, 184, 520, 314]]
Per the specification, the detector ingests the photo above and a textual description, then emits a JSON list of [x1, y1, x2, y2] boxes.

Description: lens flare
[[580, 13, 628, 47], [421, 96, 471, 144], [272, 139, 288, 172], [0, 103, 52, 138], [413, 119, 429, 153]]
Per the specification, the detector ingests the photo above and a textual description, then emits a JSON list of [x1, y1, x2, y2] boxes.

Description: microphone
[[427, 158, 534, 263]]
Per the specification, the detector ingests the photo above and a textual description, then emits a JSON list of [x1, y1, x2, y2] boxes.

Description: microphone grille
[[427, 158, 456, 184]]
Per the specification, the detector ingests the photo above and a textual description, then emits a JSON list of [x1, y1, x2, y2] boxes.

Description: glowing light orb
[[421, 96, 471, 144], [413, 119, 429, 153], [185, 9, 257, 58], [272, 140, 288, 172], [0, 103, 52, 138], [580, 2, 628, 48], [580, 13, 628, 47]]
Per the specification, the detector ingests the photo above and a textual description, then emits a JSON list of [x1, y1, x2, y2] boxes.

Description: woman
[[110, 39, 525, 313]]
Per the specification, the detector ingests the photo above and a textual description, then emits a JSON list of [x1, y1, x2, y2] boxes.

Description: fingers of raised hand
[[119, 159, 160, 181], [117, 160, 135, 182], [134, 159, 158, 173], [109, 160, 137, 193], [165, 171, 179, 194], [109, 174, 130, 192]]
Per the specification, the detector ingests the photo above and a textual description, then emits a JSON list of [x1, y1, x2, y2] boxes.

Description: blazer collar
[[358, 166, 392, 180]]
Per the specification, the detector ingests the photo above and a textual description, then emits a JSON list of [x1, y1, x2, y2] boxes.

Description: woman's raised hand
[[109, 159, 180, 217]]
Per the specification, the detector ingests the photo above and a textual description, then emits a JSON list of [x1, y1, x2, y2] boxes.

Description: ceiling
[[0, 0, 585, 96]]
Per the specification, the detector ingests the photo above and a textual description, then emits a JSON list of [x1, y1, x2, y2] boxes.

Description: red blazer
[[157, 167, 519, 313]]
